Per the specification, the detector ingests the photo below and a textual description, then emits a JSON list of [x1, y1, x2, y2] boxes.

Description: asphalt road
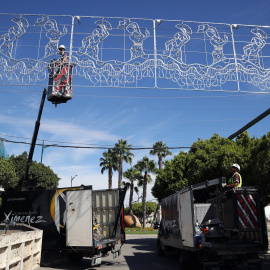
[[40, 235, 270, 270], [39, 235, 178, 270]]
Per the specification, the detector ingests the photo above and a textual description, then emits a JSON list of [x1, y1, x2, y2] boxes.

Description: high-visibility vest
[[228, 172, 242, 187]]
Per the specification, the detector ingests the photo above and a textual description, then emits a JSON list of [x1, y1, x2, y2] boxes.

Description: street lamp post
[[71, 174, 77, 187]]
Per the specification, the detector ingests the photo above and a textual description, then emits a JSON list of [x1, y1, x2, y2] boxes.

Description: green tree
[[186, 134, 247, 201], [151, 134, 250, 203], [124, 207, 130, 215], [28, 163, 60, 189], [152, 151, 188, 202], [150, 132, 270, 206], [186, 134, 241, 185], [9, 152, 28, 187], [249, 132, 270, 206], [0, 157, 19, 189], [9, 151, 59, 189], [125, 202, 158, 218], [123, 167, 142, 214], [150, 140, 172, 170], [232, 132, 256, 194], [100, 149, 118, 189], [113, 139, 134, 188], [135, 157, 157, 228]]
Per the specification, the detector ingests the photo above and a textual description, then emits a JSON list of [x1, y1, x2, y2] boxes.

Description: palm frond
[[134, 186, 139, 194]]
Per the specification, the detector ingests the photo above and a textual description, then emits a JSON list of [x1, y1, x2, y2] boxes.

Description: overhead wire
[[0, 88, 268, 99], [0, 136, 191, 150]]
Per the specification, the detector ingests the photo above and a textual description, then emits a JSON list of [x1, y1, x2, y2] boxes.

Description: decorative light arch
[[0, 13, 269, 93]]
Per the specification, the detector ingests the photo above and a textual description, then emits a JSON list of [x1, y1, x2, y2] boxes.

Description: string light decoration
[[0, 14, 269, 93]]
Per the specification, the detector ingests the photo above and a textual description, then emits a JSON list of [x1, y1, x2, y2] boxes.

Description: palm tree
[[150, 141, 172, 170], [99, 149, 118, 189], [135, 157, 157, 228], [150, 141, 172, 224], [113, 139, 134, 188], [123, 167, 142, 214]]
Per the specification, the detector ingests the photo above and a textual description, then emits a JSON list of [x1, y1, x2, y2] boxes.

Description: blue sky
[[1, 0, 270, 205]]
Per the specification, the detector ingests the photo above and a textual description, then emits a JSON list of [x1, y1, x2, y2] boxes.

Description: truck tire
[[178, 252, 185, 269], [66, 252, 83, 263], [177, 250, 190, 269], [41, 250, 55, 267], [157, 239, 165, 256]]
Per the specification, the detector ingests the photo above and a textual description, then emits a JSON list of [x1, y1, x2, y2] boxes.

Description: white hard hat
[[231, 163, 240, 171], [58, 45, 66, 50]]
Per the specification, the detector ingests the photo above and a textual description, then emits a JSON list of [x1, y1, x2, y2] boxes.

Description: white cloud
[[7, 107, 17, 114], [54, 162, 118, 191], [41, 118, 119, 143], [22, 95, 41, 110]]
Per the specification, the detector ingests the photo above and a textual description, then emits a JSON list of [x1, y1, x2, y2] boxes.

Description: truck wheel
[[177, 250, 190, 269], [41, 250, 55, 267], [178, 252, 185, 269], [157, 240, 165, 256], [66, 252, 83, 263]]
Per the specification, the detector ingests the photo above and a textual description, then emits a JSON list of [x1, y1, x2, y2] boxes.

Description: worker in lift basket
[[225, 163, 242, 190], [58, 44, 69, 63]]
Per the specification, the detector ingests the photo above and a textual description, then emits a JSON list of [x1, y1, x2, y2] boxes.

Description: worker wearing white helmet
[[225, 163, 242, 189], [58, 45, 68, 63], [58, 45, 66, 50]]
